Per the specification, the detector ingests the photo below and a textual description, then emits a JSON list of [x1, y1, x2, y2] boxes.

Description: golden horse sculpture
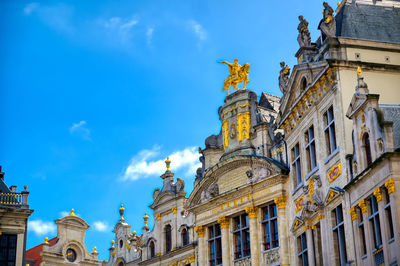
[[219, 59, 250, 95]]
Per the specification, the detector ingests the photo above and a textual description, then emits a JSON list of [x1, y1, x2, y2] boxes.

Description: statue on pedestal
[[319, 2, 336, 37], [297, 15, 311, 47], [278, 61, 291, 94], [219, 59, 250, 95]]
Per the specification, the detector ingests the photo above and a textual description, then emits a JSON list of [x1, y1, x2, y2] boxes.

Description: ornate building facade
[[26, 209, 101, 266], [98, 0, 400, 265]]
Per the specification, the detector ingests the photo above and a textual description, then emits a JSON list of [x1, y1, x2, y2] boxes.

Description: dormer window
[[165, 225, 172, 253], [362, 133, 372, 165]]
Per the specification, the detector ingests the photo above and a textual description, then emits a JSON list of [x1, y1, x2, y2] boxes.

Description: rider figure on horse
[[219, 59, 249, 95]]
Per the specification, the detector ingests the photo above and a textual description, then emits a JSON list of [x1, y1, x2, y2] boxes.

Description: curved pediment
[[56, 215, 90, 229], [187, 155, 287, 209]]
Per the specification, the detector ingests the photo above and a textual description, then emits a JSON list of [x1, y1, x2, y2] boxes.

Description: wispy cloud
[[188, 20, 207, 41], [122, 146, 201, 181], [69, 121, 91, 141], [23, 2, 74, 34], [146, 27, 154, 45], [28, 220, 56, 236], [93, 221, 109, 232], [100, 16, 139, 44]]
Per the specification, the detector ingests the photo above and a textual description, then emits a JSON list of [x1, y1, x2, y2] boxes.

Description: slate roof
[[380, 104, 400, 151], [336, 2, 400, 43]]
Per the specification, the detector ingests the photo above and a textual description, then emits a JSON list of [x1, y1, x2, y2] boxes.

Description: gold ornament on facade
[[237, 112, 251, 141], [308, 178, 315, 204], [69, 209, 76, 216], [194, 226, 205, 237], [245, 206, 258, 219], [217, 216, 230, 229], [119, 204, 125, 220], [126, 240, 133, 251], [165, 157, 171, 172], [274, 195, 287, 209], [143, 212, 150, 226], [222, 120, 229, 149], [171, 207, 177, 214], [385, 178, 395, 194], [358, 199, 367, 214], [43, 237, 49, 245], [357, 66, 362, 77], [156, 213, 161, 221], [326, 191, 337, 203], [92, 246, 98, 254], [373, 187, 383, 202], [219, 59, 250, 95], [349, 207, 357, 221]]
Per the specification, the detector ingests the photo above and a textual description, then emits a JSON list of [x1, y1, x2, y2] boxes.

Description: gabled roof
[[336, 1, 400, 44]]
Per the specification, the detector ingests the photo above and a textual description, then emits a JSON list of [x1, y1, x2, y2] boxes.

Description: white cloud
[[188, 20, 207, 41], [122, 146, 201, 181], [60, 211, 69, 217], [24, 2, 39, 15], [28, 220, 56, 236], [93, 221, 109, 232], [69, 120, 91, 141]]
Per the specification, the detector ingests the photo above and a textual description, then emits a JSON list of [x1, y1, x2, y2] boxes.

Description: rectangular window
[[324, 106, 337, 155], [332, 204, 347, 265], [368, 195, 382, 249], [291, 143, 302, 187], [0, 233, 17, 265], [208, 224, 222, 266], [383, 187, 394, 240], [357, 207, 367, 256], [262, 203, 279, 251], [305, 125, 317, 173], [233, 214, 250, 260], [297, 232, 308, 266]]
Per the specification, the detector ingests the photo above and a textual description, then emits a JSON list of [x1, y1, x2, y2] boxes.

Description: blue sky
[[0, 0, 337, 261]]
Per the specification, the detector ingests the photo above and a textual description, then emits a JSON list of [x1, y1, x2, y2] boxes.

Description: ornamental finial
[[119, 204, 125, 220], [69, 209, 76, 216], [357, 66, 362, 77], [165, 157, 171, 172], [111, 240, 115, 247], [44, 237, 49, 245]]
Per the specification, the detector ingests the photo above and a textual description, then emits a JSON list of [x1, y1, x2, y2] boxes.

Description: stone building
[[101, 0, 400, 265], [0, 166, 33, 266], [25, 209, 101, 266]]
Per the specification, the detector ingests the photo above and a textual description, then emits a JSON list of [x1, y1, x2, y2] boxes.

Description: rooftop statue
[[278, 61, 291, 94], [218, 59, 250, 95], [297, 15, 311, 47], [319, 2, 336, 37]]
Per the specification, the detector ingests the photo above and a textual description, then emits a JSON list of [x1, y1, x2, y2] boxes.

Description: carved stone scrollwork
[[264, 248, 280, 265], [200, 183, 219, 202], [246, 167, 271, 184]]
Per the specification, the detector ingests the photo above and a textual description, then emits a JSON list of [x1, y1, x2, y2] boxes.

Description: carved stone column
[[194, 226, 206, 266], [374, 187, 391, 264], [305, 226, 315, 266], [245, 206, 259, 266], [217, 216, 231, 266], [359, 199, 373, 265], [274, 196, 288, 265], [385, 178, 399, 254]]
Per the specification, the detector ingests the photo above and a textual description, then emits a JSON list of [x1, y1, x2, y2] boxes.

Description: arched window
[[301, 77, 307, 91], [118, 262, 124, 266], [165, 225, 172, 253], [149, 240, 155, 258], [363, 133, 372, 165], [181, 228, 189, 246]]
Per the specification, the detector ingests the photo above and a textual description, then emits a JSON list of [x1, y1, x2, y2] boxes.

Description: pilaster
[[274, 196, 289, 265], [245, 206, 259, 266], [195, 226, 206, 266], [217, 216, 231, 266]]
